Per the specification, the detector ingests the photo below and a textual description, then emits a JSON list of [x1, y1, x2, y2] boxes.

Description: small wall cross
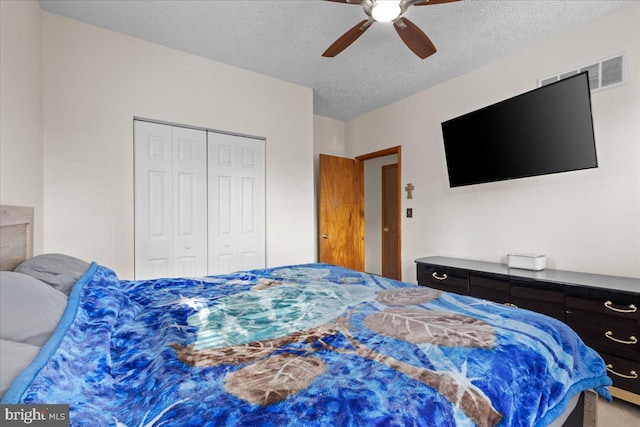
[[405, 183, 415, 199]]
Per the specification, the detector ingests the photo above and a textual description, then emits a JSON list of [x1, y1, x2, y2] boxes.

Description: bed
[[0, 205, 611, 426]]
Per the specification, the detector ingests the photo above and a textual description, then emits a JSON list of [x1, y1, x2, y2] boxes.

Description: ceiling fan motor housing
[[323, 0, 459, 58]]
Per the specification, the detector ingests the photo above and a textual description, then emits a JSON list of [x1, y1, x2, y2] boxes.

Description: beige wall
[[345, 3, 640, 280], [42, 13, 315, 278], [0, 0, 43, 253], [313, 115, 347, 158]]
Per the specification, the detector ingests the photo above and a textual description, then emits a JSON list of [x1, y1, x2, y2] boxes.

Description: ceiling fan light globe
[[371, 1, 402, 22]]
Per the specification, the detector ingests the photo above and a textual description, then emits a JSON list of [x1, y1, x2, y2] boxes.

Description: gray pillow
[[0, 271, 67, 347], [0, 339, 41, 398], [15, 253, 90, 295]]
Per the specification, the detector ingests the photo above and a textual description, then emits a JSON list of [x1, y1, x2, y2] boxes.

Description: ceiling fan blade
[[394, 17, 436, 59], [325, 0, 362, 4], [413, 0, 461, 5], [322, 20, 373, 57]]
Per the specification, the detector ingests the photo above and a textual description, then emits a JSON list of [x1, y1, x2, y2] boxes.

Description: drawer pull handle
[[432, 272, 448, 281], [606, 364, 638, 380], [604, 301, 637, 313], [604, 331, 638, 345]]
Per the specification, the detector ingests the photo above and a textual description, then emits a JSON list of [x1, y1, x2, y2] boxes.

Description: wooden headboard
[[0, 205, 34, 271]]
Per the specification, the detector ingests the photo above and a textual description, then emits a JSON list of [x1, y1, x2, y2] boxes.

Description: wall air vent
[[538, 53, 626, 92]]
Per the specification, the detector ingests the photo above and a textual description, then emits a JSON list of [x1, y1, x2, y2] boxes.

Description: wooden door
[[382, 164, 400, 280], [319, 154, 364, 271]]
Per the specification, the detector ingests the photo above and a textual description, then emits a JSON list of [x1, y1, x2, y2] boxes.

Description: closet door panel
[[148, 171, 169, 238], [136, 122, 264, 279], [212, 174, 237, 273], [208, 132, 265, 274], [149, 259, 169, 279], [217, 176, 234, 235], [218, 254, 234, 276], [135, 121, 207, 279], [172, 126, 207, 277], [208, 133, 239, 274], [238, 139, 265, 271], [134, 121, 173, 279]]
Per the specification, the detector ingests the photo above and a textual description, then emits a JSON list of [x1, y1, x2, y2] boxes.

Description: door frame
[[356, 146, 402, 280], [381, 163, 399, 279]]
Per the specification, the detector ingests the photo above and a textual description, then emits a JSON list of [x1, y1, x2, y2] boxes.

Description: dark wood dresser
[[416, 256, 640, 405]]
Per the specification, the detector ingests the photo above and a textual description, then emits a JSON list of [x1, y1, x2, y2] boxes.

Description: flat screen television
[[441, 72, 597, 187]]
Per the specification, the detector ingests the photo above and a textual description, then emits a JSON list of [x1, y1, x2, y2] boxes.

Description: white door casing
[[208, 131, 265, 274]]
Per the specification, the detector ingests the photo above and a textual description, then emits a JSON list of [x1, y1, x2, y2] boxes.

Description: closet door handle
[[606, 364, 638, 380], [604, 301, 637, 313], [432, 272, 448, 281], [605, 331, 638, 345]]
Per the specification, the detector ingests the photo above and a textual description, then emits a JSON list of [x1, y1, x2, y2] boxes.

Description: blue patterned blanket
[[3, 263, 611, 426]]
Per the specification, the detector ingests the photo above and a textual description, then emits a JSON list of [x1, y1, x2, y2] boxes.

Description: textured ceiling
[[40, 0, 632, 121]]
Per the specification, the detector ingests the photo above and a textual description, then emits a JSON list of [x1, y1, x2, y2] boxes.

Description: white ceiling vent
[[538, 53, 626, 92]]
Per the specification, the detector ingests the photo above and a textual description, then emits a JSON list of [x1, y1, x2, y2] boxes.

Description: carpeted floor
[[598, 398, 640, 426]]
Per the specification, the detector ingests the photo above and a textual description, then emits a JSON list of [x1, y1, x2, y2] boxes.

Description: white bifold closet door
[[134, 121, 265, 280], [208, 131, 265, 274], [134, 121, 208, 279]]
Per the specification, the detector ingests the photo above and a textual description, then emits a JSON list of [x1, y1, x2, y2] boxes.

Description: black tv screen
[[441, 72, 597, 187]]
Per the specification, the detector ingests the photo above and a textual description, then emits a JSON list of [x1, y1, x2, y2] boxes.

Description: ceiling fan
[[323, 0, 461, 59]]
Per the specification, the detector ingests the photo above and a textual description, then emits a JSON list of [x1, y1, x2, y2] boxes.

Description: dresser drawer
[[510, 279, 565, 322], [417, 264, 469, 295], [565, 289, 639, 321], [469, 272, 510, 304], [602, 352, 640, 395], [566, 310, 639, 361]]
